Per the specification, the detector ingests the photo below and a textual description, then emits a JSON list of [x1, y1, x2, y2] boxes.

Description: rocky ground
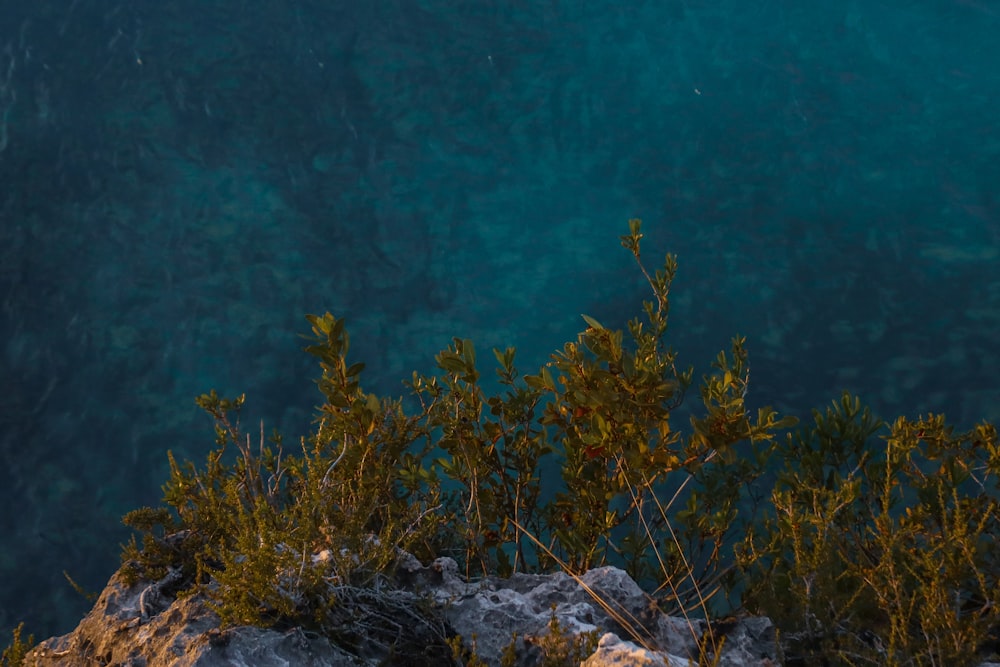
[[26, 553, 776, 667]]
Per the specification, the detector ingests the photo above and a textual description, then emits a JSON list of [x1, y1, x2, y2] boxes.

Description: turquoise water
[[1, 0, 998, 639]]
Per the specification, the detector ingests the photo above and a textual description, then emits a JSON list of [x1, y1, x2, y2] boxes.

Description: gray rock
[[26, 569, 361, 667], [396, 556, 776, 666], [581, 634, 690, 667], [27, 555, 778, 666]]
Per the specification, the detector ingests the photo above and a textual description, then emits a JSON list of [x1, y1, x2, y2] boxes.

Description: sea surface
[[1, 0, 998, 640]]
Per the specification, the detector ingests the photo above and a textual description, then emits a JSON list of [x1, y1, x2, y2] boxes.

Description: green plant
[[115, 219, 797, 663], [122, 362, 454, 661], [414, 220, 793, 591], [407, 335, 553, 577], [739, 393, 1000, 665], [448, 632, 493, 667], [1, 623, 34, 667], [9, 219, 1000, 667], [530, 606, 602, 667]]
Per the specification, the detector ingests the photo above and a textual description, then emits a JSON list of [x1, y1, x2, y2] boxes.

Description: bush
[[10, 219, 999, 666], [738, 393, 1000, 665], [1, 623, 34, 667], [115, 219, 791, 657]]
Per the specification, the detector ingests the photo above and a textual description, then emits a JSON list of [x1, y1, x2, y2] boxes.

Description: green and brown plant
[[739, 393, 1000, 665], [9, 220, 999, 666], [0, 623, 33, 667]]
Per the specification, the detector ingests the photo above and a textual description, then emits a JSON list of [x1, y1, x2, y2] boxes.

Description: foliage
[[110, 218, 788, 661], [738, 392, 1000, 665], [0, 623, 33, 667], [7, 217, 990, 666], [120, 371, 451, 660], [451, 607, 601, 667], [531, 607, 602, 667], [447, 633, 492, 667], [411, 219, 794, 599]]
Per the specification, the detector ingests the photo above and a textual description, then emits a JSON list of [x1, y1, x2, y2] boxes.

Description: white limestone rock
[[26, 569, 359, 667], [27, 554, 779, 667]]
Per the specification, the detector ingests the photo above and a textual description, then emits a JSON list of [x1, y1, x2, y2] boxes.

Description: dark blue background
[[1, 0, 998, 640]]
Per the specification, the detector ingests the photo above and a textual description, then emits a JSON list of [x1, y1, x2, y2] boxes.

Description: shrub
[[0, 623, 33, 667], [15, 219, 998, 666], [738, 393, 1000, 665], [115, 219, 790, 659]]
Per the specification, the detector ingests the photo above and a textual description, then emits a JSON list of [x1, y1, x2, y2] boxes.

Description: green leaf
[[439, 355, 467, 375], [493, 346, 516, 372], [524, 374, 545, 390], [629, 218, 642, 237], [327, 392, 350, 409], [581, 314, 605, 331], [541, 366, 556, 391], [593, 413, 609, 436], [462, 339, 476, 367], [304, 312, 324, 332]]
